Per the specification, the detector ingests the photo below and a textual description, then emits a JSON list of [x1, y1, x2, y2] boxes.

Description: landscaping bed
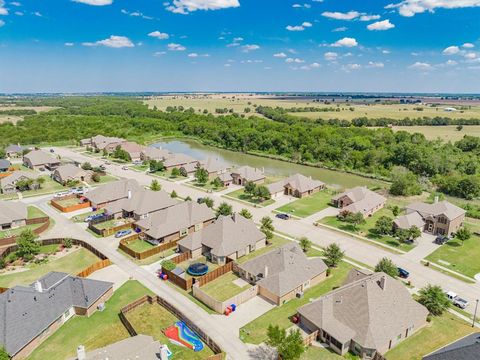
[[275, 190, 333, 218]]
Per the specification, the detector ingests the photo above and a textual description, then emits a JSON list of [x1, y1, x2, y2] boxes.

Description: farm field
[[391, 125, 480, 141], [0, 106, 57, 124]]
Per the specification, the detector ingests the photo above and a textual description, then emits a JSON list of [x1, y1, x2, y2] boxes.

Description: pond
[[151, 139, 387, 190]]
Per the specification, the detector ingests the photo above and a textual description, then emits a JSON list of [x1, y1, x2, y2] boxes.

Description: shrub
[[63, 238, 73, 248], [162, 260, 176, 272]]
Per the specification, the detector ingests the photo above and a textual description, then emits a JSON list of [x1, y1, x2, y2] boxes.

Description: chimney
[[379, 276, 387, 291], [127, 190, 132, 199], [264, 266, 269, 278], [160, 345, 170, 360], [34, 281, 43, 293], [77, 345, 86, 360]]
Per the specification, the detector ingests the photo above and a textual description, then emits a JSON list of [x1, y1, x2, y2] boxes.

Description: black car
[[276, 213, 290, 220], [397, 267, 410, 279], [435, 235, 449, 245]]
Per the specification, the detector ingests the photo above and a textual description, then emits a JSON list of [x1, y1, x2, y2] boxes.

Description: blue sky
[[0, 0, 479, 93]]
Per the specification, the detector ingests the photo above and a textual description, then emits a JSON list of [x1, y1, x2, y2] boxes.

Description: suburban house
[[231, 166, 265, 186], [5, 144, 24, 158], [0, 272, 113, 360], [0, 171, 39, 194], [135, 201, 215, 245], [119, 141, 144, 162], [163, 153, 199, 171], [217, 172, 234, 187], [23, 150, 61, 171], [0, 159, 11, 173], [332, 186, 387, 218], [393, 200, 466, 236], [52, 164, 92, 185], [199, 157, 230, 178], [236, 242, 328, 305], [422, 332, 480, 360], [85, 179, 141, 209], [81, 135, 126, 152], [0, 201, 27, 230], [140, 146, 172, 162], [178, 214, 266, 265], [297, 269, 428, 359], [103, 189, 179, 220], [74, 335, 164, 360], [267, 173, 325, 198]]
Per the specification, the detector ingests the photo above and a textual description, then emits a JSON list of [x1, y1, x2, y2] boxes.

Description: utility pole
[[473, 299, 479, 328]]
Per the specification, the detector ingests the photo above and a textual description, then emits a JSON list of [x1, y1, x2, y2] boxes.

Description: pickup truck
[[446, 291, 469, 309]]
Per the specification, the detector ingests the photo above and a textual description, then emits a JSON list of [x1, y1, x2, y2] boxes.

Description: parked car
[[84, 213, 105, 223], [435, 235, 449, 245], [54, 190, 71, 198], [276, 213, 291, 220], [49, 148, 55, 153], [71, 187, 85, 195], [446, 291, 469, 309], [115, 229, 132, 238], [104, 161, 111, 165], [122, 166, 129, 170], [397, 267, 410, 279]]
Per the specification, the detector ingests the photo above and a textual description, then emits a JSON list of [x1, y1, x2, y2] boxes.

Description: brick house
[[332, 186, 386, 218], [267, 173, 325, 198]]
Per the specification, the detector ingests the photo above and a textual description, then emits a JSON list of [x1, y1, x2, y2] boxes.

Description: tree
[[35, 177, 45, 189], [392, 205, 401, 217], [198, 197, 214, 208], [63, 238, 73, 248], [266, 325, 305, 360], [389, 167, 422, 196], [171, 167, 180, 178], [455, 227, 471, 246], [0, 347, 9, 360], [260, 216, 274, 240], [211, 177, 223, 189], [254, 185, 271, 202], [396, 228, 411, 243], [374, 216, 393, 235], [323, 243, 344, 268], [149, 160, 165, 173], [239, 208, 252, 219], [170, 190, 178, 198], [91, 172, 101, 182], [244, 181, 256, 195], [374, 257, 399, 278], [150, 179, 161, 191], [216, 202, 233, 217], [195, 167, 209, 185], [344, 212, 365, 231], [16, 229, 40, 261], [299, 237, 312, 253], [409, 225, 422, 241], [81, 162, 92, 170], [185, 195, 192, 201], [418, 284, 450, 316]]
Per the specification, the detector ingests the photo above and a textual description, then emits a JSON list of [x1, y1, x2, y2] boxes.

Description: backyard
[[239, 261, 353, 344], [125, 302, 215, 359], [0, 247, 100, 288], [385, 312, 475, 360], [425, 235, 480, 278], [176, 255, 221, 280], [200, 272, 252, 302], [275, 190, 333, 218], [236, 235, 290, 264], [28, 281, 153, 360], [319, 207, 416, 252], [0, 206, 50, 239], [124, 238, 155, 253]]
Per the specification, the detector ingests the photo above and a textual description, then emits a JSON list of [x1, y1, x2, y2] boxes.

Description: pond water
[[151, 139, 386, 190]]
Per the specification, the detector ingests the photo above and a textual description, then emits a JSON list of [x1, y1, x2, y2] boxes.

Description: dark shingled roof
[[0, 272, 113, 357], [423, 333, 480, 360]]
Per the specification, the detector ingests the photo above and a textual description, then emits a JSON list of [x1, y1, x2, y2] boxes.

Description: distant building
[[23, 150, 61, 171], [141, 146, 172, 162], [81, 135, 126, 152], [119, 142, 145, 162], [163, 153, 199, 171], [5, 144, 24, 158], [0, 201, 27, 230], [0, 171, 39, 194], [332, 186, 386, 218], [0, 159, 11, 173]]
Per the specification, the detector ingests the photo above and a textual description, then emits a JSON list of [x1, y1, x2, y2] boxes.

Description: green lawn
[[118, 246, 177, 266], [94, 174, 118, 184], [126, 302, 215, 360], [187, 180, 226, 192], [176, 256, 221, 280], [125, 239, 155, 253], [55, 197, 82, 207], [425, 235, 480, 278], [240, 261, 353, 344], [225, 188, 275, 207], [320, 207, 415, 252], [237, 235, 290, 264], [0, 176, 64, 200], [385, 312, 475, 360], [200, 272, 252, 302], [275, 190, 333, 218], [27, 206, 48, 219], [0, 248, 99, 288], [301, 346, 359, 360], [28, 281, 153, 360]]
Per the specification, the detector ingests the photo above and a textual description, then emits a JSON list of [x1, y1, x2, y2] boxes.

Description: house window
[[194, 223, 202, 232], [397, 334, 402, 341], [180, 228, 188, 236]]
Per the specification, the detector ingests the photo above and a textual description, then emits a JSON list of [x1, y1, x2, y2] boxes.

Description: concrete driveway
[[87, 264, 130, 291]]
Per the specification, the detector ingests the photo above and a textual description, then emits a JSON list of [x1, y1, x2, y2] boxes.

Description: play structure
[[186, 262, 209, 276], [164, 321, 204, 352]]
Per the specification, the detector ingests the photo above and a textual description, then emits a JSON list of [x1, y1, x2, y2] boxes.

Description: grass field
[[275, 190, 332, 218], [0, 248, 100, 288], [239, 261, 352, 344], [200, 272, 252, 302], [425, 235, 480, 278], [28, 281, 153, 360], [392, 125, 480, 142], [385, 312, 475, 360], [126, 302, 215, 359]]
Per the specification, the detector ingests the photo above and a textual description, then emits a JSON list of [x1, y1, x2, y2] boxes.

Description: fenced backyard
[[119, 234, 180, 260], [0, 216, 50, 247], [88, 215, 134, 237], [50, 194, 91, 213]]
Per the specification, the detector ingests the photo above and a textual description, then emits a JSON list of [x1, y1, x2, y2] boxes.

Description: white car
[[54, 191, 71, 198], [446, 291, 469, 309], [122, 166, 129, 170]]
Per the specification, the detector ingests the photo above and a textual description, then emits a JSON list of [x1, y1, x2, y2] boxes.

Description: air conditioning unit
[[296, 292, 304, 299], [97, 303, 105, 311]]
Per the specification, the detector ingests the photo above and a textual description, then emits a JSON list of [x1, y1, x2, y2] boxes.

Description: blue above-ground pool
[[187, 263, 209, 276]]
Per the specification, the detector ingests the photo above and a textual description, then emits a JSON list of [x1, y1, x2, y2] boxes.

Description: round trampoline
[[187, 263, 209, 276]]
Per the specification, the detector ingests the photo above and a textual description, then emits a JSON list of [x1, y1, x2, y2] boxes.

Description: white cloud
[[322, 11, 360, 20], [367, 61, 385, 68], [286, 57, 305, 63], [224, 63, 232, 67], [446, 59, 458, 65], [233, 37, 243, 42], [324, 52, 338, 61], [302, 21, 312, 27], [359, 14, 380, 21], [166, 0, 240, 14], [463, 43, 475, 48], [82, 35, 134, 48], [154, 51, 166, 57], [0, 19, 4, 27], [310, 62, 321, 68], [292, 3, 311, 8], [0, 0, 8, 15], [188, 52, 210, 57], [33, 11, 42, 16], [273, 52, 287, 58], [408, 61, 433, 70], [464, 52, 477, 59], [168, 43, 186, 51], [332, 26, 348, 32], [388, 0, 480, 17], [343, 63, 361, 71], [14, 11, 22, 15], [242, 44, 260, 52], [72, 0, 112, 6], [64, 42, 75, 46], [121, 9, 153, 19], [367, 19, 395, 31], [10, 2, 21, 6], [286, 22, 312, 31], [332, 37, 358, 47], [226, 37, 243, 47], [382, 50, 391, 54], [148, 31, 169, 39], [442, 46, 460, 55]]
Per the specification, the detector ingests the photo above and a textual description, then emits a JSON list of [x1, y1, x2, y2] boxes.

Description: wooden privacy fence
[[89, 219, 134, 237], [76, 259, 112, 278], [119, 235, 179, 260], [120, 295, 225, 359], [160, 252, 193, 290], [0, 217, 50, 248], [50, 194, 91, 213], [196, 259, 234, 287], [193, 283, 259, 314], [303, 330, 319, 346]]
